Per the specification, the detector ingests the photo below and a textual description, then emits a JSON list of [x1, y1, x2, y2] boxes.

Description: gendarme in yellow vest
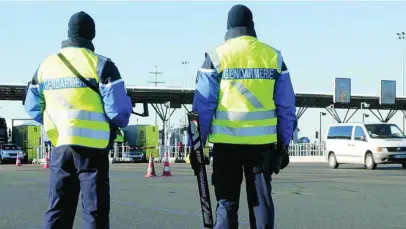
[[37, 47, 111, 149], [207, 36, 283, 145]]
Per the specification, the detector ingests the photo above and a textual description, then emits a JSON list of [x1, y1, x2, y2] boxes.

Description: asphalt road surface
[[0, 162, 405, 229]]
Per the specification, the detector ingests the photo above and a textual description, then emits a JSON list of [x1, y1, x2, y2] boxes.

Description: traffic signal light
[[315, 131, 319, 139]]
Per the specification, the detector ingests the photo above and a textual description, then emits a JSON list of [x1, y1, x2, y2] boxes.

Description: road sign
[[333, 78, 351, 104], [380, 80, 396, 105]]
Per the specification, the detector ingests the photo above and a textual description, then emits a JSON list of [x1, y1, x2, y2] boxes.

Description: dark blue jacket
[[191, 27, 297, 147]]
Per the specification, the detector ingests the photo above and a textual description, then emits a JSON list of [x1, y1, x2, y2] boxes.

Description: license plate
[[394, 155, 406, 159]]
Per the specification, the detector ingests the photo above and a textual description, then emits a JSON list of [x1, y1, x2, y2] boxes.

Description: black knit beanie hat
[[227, 4, 254, 30], [68, 11, 96, 41]]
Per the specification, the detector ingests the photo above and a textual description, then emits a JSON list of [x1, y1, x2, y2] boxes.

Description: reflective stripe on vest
[[38, 47, 110, 149], [231, 81, 264, 109], [207, 36, 282, 145], [215, 110, 276, 121], [211, 125, 277, 137]]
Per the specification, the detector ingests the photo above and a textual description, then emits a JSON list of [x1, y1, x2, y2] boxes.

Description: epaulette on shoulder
[[94, 53, 112, 63], [262, 42, 281, 55]]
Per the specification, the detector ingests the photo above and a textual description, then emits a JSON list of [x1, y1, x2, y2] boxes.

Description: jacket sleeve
[[189, 54, 220, 147], [99, 60, 132, 128], [274, 60, 297, 147], [24, 68, 45, 124]]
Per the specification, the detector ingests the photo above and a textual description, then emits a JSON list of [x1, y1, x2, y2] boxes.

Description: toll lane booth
[[294, 78, 406, 143]]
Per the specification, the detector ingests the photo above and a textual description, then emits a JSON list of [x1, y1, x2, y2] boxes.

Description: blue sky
[[1, 1, 406, 141]]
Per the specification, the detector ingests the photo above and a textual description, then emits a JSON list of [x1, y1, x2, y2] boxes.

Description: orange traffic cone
[[43, 151, 49, 169], [162, 153, 172, 177], [16, 152, 22, 167], [145, 153, 156, 177]]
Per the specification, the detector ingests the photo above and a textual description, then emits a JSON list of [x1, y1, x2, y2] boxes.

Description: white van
[[325, 122, 406, 170]]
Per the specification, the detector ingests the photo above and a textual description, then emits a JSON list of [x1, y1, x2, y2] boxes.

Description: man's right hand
[[190, 152, 199, 176], [190, 151, 210, 176]]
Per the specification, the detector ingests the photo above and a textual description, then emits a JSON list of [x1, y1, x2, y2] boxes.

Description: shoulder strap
[[57, 53, 100, 95]]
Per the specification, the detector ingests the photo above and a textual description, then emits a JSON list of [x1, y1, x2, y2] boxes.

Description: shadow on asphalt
[[337, 166, 405, 171]]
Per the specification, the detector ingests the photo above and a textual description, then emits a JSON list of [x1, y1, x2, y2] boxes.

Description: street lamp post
[[360, 102, 370, 110], [182, 61, 189, 126], [182, 61, 189, 88], [404, 115, 406, 134], [360, 102, 370, 123], [319, 112, 326, 143], [148, 65, 165, 126], [397, 32, 405, 131], [397, 32, 405, 96]]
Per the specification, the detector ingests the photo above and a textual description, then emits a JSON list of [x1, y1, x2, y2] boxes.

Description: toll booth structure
[[1, 80, 406, 160], [295, 79, 406, 125]]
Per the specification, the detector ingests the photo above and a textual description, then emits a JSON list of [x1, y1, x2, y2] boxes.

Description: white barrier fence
[[33, 144, 135, 164], [288, 142, 326, 163], [33, 144, 191, 164], [32, 142, 326, 164], [108, 145, 192, 163], [163, 145, 190, 162], [158, 143, 327, 162], [288, 142, 326, 157], [32, 145, 52, 165], [108, 143, 136, 163]]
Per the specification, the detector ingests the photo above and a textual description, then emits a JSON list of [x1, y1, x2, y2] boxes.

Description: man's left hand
[[280, 146, 290, 170], [272, 145, 290, 175]]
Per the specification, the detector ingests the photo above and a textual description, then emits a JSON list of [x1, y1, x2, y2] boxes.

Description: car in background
[[109, 144, 145, 162], [298, 137, 310, 143], [0, 143, 25, 164], [124, 147, 145, 162], [325, 122, 406, 170]]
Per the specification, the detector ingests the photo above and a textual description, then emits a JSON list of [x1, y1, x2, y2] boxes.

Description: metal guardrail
[[32, 142, 324, 165], [288, 142, 326, 157], [164, 145, 191, 161], [109, 144, 134, 162], [32, 145, 52, 164], [33, 144, 135, 164]]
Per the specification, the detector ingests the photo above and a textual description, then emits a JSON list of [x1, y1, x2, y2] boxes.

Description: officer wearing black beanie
[[26, 11, 133, 229], [190, 4, 296, 229], [225, 4, 257, 39], [62, 11, 96, 52], [68, 11, 96, 40]]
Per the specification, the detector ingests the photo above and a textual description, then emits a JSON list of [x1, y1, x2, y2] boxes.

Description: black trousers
[[212, 143, 275, 229], [43, 145, 110, 229]]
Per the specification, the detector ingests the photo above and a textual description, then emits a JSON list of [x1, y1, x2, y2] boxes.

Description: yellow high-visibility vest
[[207, 36, 282, 145], [38, 47, 111, 149]]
